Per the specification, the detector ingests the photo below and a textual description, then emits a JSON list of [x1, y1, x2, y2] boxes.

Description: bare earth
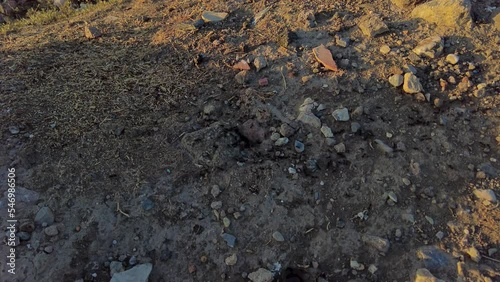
[[0, 0, 499, 281]]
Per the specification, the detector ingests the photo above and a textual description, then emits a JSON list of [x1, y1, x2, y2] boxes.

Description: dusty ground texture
[[0, 0, 499, 281]]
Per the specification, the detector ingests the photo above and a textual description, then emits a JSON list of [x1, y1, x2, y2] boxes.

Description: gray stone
[[211, 201, 223, 209], [410, 0, 472, 28], [274, 137, 289, 146], [9, 126, 20, 134], [211, 185, 221, 198], [222, 233, 236, 247], [403, 73, 424, 94], [272, 231, 285, 242], [202, 11, 228, 22], [294, 140, 304, 153], [44, 225, 59, 237], [332, 108, 350, 121], [478, 162, 498, 178], [413, 36, 444, 59], [320, 125, 334, 138], [389, 74, 404, 87], [248, 268, 273, 282], [110, 263, 153, 282], [84, 26, 102, 39], [334, 143, 346, 153], [239, 119, 266, 143], [225, 254, 237, 266], [43, 246, 53, 254], [374, 139, 394, 156], [110, 261, 124, 277], [142, 198, 154, 211], [297, 113, 321, 128], [362, 234, 390, 253], [351, 122, 361, 133], [358, 13, 389, 37], [473, 189, 497, 202], [253, 56, 267, 72], [417, 246, 454, 271], [35, 207, 55, 226]]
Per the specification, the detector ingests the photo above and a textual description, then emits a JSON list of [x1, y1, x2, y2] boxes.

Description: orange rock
[[439, 78, 447, 92], [233, 60, 250, 70], [313, 45, 338, 71]]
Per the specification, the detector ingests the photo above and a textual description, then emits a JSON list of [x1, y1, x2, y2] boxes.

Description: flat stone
[[445, 54, 459, 64], [297, 113, 321, 128], [380, 44, 391, 54], [374, 139, 394, 156], [275, 137, 289, 146], [253, 56, 267, 72], [362, 234, 390, 253], [84, 26, 102, 39], [321, 125, 334, 138], [272, 231, 285, 242], [417, 246, 453, 271], [312, 44, 338, 71], [465, 246, 481, 263], [410, 0, 472, 28], [332, 108, 350, 121], [351, 122, 361, 133], [414, 268, 445, 282], [210, 201, 222, 209], [413, 36, 444, 59], [403, 73, 424, 94], [35, 207, 55, 226], [110, 263, 153, 282], [248, 268, 273, 282], [233, 60, 250, 70], [358, 13, 389, 37], [389, 74, 404, 87], [222, 233, 236, 247], [294, 140, 304, 152], [473, 189, 497, 202], [202, 11, 228, 22]]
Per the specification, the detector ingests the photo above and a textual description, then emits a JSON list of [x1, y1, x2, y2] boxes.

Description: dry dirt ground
[[0, 0, 499, 281]]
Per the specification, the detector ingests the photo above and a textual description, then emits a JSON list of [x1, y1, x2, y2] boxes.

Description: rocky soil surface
[[1, 0, 499, 281]]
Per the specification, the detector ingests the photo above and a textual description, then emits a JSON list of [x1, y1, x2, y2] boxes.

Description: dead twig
[[116, 202, 130, 217]]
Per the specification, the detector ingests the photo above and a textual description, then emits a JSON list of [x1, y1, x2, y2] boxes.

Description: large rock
[[413, 36, 444, 59], [34, 207, 55, 226], [391, 0, 417, 8], [296, 98, 321, 128], [493, 10, 500, 31], [248, 268, 273, 282], [403, 73, 424, 94], [417, 246, 454, 271], [414, 268, 445, 282], [358, 13, 389, 37], [410, 0, 472, 28], [110, 263, 152, 282]]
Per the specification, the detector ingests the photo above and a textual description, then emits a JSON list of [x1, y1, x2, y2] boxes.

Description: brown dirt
[[0, 0, 499, 281]]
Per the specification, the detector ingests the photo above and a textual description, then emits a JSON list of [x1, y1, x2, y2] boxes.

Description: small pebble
[[446, 54, 459, 65], [272, 231, 285, 242]]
